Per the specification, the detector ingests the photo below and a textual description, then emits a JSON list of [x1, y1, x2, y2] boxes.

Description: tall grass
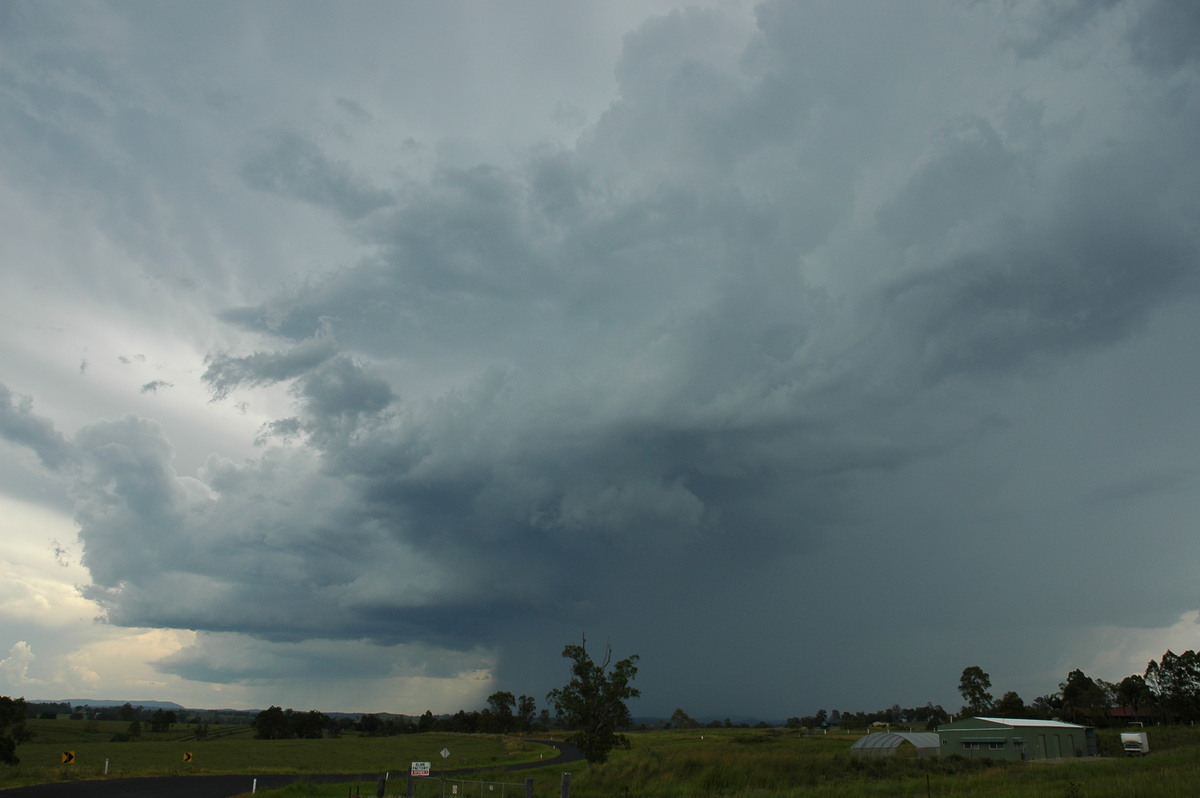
[[553, 727, 1200, 798]]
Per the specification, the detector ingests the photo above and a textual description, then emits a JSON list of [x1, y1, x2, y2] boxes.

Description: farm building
[[937, 717, 1096, 761], [850, 732, 940, 758]]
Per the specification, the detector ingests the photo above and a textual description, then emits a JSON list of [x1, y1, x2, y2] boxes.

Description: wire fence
[[407, 775, 532, 798]]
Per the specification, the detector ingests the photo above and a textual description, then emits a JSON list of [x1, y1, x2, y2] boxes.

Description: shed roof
[[851, 732, 940, 752], [942, 717, 1086, 730]]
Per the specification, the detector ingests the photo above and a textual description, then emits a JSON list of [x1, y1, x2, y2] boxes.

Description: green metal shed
[[937, 717, 1095, 761]]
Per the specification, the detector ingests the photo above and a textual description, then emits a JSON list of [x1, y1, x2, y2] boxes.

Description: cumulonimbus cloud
[[2, 0, 1199, 715]]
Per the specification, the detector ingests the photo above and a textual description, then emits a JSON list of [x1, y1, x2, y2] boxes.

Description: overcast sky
[[2, 0, 1199, 720]]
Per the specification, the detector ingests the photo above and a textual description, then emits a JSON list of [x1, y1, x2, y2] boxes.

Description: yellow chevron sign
[[183, 752, 193, 762], [61, 751, 75, 765]]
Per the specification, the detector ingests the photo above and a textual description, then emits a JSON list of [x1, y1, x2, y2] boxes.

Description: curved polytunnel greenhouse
[[850, 732, 941, 758]]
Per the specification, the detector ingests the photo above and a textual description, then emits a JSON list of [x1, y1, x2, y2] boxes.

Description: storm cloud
[[2, 0, 1199, 717]]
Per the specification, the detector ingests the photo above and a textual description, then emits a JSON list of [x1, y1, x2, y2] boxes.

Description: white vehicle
[[1120, 732, 1149, 756]]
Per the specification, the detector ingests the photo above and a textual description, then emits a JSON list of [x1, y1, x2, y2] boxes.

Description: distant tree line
[[945, 647, 1200, 728], [785, 703, 951, 732], [669, 711, 790, 730], [23, 701, 178, 730], [251, 691, 551, 740], [775, 646, 1200, 732]]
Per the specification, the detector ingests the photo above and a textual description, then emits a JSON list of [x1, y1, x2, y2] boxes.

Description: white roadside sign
[[411, 761, 431, 777]]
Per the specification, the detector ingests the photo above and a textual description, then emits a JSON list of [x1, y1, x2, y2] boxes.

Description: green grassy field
[[0, 720, 552, 790], [5, 722, 1200, 797], [253, 726, 1200, 798]]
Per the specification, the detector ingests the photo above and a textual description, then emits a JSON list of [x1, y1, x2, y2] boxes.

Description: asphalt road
[[0, 740, 583, 798]]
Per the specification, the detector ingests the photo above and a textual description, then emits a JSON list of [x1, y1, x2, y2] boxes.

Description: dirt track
[[0, 740, 583, 798]]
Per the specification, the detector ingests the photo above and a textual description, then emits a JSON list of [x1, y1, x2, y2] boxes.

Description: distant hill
[[30, 699, 187, 711]]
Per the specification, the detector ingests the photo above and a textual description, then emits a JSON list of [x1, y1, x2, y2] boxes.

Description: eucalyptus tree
[[547, 636, 640, 764], [958, 665, 994, 716]]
